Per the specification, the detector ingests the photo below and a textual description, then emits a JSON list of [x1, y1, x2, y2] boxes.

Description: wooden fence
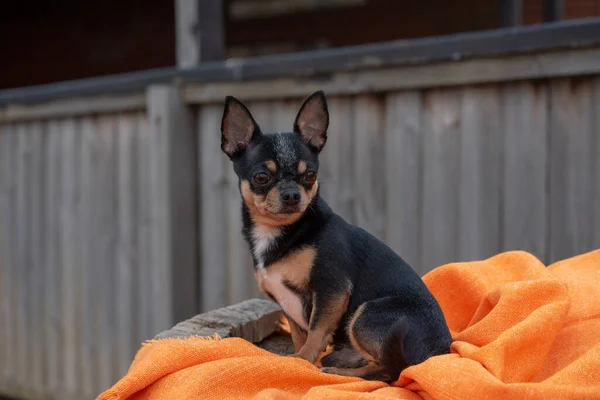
[[193, 75, 600, 311], [0, 88, 197, 399], [1, 20, 600, 400]]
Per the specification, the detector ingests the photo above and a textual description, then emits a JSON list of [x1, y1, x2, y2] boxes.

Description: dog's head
[[221, 91, 329, 226]]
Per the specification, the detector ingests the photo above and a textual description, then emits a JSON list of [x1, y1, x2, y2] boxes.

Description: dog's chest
[[251, 224, 314, 331], [255, 269, 309, 331]]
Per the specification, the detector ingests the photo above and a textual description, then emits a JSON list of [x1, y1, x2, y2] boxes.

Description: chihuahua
[[220, 90, 452, 381]]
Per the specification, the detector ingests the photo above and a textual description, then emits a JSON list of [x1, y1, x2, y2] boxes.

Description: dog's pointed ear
[[293, 90, 329, 152], [221, 96, 261, 158]]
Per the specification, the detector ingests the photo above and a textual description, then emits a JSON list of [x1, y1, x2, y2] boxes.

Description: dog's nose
[[281, 189, 301, 206]]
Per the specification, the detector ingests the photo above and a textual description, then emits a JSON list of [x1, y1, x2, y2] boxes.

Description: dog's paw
[[320, 367, 339, 375]]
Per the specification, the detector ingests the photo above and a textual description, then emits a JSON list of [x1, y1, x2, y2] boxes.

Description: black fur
[[222, 91, 452, 381]]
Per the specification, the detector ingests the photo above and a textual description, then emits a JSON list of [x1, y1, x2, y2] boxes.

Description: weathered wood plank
[[155, 299, 283, 343], [78, 115, 98, 398], [183, 48, 600, 104], [95, 116, 118, 392], [59, 118, 80, 397], [146, 86, 199, 324], [146, 89, 173, 331], [136, 114, 154, 342], [458, 86, 502, 261], [0, 125, 6, 383], [384, 91, 422, 269], [28, 121, 45, 393], [549, 79, 595, 262], [352, 94, 386, 240], [593, 78, 600, 251], [175, 0, 200, 68], [0, 92, 146, 123], [0, 124, 15, 385], [165, 88, 199, 324], [198, 0, 225, 61], [116, 114, 137, 378], [502, 82, 548, 260], [43, 120, 62, 394], [199, 104, 230, 311], [421, 89, 461, 271], [14, 123, 31, 388], [321, 96, 354, 223]]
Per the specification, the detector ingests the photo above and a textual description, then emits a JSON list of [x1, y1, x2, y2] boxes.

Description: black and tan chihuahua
[[220, 90, 452, 381]]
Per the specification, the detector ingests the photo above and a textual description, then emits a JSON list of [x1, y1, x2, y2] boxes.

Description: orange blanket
[[99, 250, 600, 400]]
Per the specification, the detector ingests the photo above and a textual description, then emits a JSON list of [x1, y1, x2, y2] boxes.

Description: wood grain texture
[[116, 114, 137, 377], [0, 125, 5, 383], [176, 0, 200, 68], [549, 79, 595, 262], [156, 299, 283, 342], [593, 78, 600, 250], [0, 124, 15, 384], [14, 123, 30, 388], [43, 120, 62, 394], [384, 91, 422, 269], [27, 121, 45, 393], [59, 118, 80, 397], [95, 115, 118, 392], [459, 86, 502, 261], [0, 93, 146, 123], [146, 88, 173, 332], [502, 82, 548, 261], [135, 114, 156, 344], [321, 96, 354, 223], [183, 48, 600, 104], [146, 85, 199, 328], [167, 88, 199, 324], [199, 104, 230, 311], [353, 94, 386, 240], [78, 115, 98, 398], [421, 90, 461, 271]]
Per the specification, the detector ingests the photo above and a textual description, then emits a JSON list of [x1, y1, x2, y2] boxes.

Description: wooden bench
[[156, 299, 295, 356]]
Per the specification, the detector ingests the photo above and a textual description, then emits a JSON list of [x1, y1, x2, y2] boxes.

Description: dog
[[220, 90, 452, 381]]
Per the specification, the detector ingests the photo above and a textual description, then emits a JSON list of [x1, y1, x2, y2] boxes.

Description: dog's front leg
[[294, 291, 350, 364], [287, 317, 308, 353]]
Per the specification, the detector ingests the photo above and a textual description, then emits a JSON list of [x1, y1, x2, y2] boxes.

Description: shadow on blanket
[[99, 250, 600, 400]]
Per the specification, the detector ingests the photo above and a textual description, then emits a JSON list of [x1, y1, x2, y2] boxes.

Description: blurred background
[[0, 0, 599, 399]]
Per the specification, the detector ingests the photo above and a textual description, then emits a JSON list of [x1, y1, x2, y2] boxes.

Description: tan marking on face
[[265, 160, 277, 173], [241, 179, 311, 227], [297, 180, 319, 210], [297, 160, 307, 174]]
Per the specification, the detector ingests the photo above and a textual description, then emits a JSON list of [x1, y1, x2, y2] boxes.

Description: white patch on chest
[[252, 224, 280, 270]]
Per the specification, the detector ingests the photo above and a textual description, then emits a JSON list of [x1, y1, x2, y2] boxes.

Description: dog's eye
[[253, 172, 270, 185], [305, 171, 317, 184]]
